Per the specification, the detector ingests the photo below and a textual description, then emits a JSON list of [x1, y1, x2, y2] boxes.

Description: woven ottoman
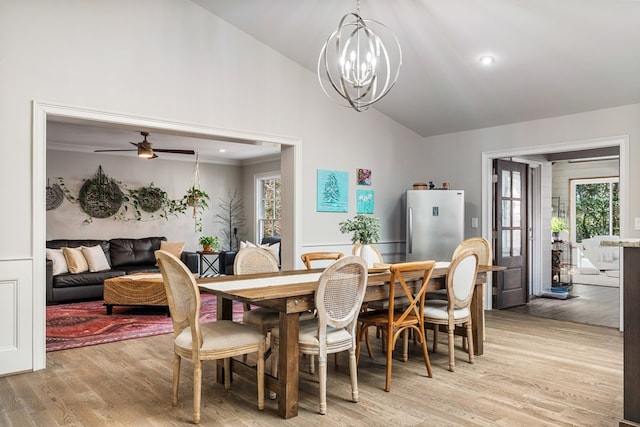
[[103, 273, 168, 315]]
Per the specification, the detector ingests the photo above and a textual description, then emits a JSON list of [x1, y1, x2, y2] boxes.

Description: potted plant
[[199, 236, 220, 252], [339, 214, 381, 266], [551, 216, 568, 240], [184, 186, 210, 208]]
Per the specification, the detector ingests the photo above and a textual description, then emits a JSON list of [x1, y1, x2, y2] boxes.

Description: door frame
[[481, 135, 628, 331], [32, 100, 302, 370]]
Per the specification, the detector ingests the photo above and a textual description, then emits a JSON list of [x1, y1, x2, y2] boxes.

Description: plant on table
[[339, 214, 381, 244], [198, 236, 220, 252]]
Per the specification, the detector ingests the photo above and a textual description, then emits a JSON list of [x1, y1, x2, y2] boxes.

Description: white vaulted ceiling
[[194, 0, 640, 137]]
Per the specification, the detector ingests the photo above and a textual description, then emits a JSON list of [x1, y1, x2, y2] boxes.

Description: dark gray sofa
[[46, 236, 198, 304]]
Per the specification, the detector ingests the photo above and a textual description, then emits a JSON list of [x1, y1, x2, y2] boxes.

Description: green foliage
[[575, 182, 619, 241], [551, 217, 568, 233], [339, 214, 381, 244], [198, 235, 220, 249]]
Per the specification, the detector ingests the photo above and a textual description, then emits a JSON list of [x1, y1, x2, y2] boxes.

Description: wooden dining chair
[[271, 256, 368, 414], [423, 248, 479, 372], [300, 251, 344, 269], [155, 250, 265, 424], [356, 260, 436, 392]]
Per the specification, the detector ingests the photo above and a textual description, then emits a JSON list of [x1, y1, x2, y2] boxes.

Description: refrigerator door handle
[[408, 207, 413, 254]]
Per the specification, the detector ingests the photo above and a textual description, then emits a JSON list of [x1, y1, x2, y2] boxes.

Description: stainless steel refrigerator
[[405, 190, 464, 262]]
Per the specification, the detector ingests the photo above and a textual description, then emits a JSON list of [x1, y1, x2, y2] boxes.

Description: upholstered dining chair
[[356, 260, 436, 392], [234, 246, 281, 334], [300, 251, 344, 269], [300, 250, 345, 373], [271, 256, 368, 414], [155, 250, 265, 424], [423, 248, 479, 372], [428, 237, 491, 341]]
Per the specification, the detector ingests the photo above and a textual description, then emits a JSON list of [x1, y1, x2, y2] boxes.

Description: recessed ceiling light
[[479, 55, 495, 66], [219, 148, 227, 153]]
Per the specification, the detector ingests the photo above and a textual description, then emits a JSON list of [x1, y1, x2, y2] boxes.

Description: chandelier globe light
[[318, 0, 402, 112]]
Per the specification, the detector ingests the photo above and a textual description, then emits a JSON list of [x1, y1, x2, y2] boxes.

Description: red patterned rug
[[46, 294, 244, 352]]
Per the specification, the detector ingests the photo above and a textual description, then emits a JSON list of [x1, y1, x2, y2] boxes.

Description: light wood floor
[[506, 284, 620, 329], [0, 310, 623, 426]]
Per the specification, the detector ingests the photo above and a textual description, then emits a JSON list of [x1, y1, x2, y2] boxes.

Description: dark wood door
[[493, 159, 529, 309]]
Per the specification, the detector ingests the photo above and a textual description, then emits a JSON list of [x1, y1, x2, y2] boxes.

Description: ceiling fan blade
[[94, 149, 138, 152], [152, 149, 196, 155], [129, 141, 142, 148], [144, 153, 159, 159]]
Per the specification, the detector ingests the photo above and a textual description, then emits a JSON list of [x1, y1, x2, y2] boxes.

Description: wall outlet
[[471, 217, 479, 228], [635, 217, 640, 230]]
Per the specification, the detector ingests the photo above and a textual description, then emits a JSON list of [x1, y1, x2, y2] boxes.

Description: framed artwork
[[316, 169, 349, 212], [356, 189, 374, 214], [357, 168, 372, 185]]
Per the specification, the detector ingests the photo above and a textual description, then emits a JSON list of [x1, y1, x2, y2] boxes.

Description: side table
[[197, 250, 221, 276]]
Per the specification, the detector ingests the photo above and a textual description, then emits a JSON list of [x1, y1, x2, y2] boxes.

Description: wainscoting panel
[[0, 259, 33, 375]]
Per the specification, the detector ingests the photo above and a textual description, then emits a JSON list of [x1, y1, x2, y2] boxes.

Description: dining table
[[197, 263, 503, 419]]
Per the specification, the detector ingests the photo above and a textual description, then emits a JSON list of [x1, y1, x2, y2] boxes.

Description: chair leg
[[318, 354, 327, 415], [364, 326, 374, 359], [466, 322, 475, 365], [349, 347, 359, 403], [257, 345, 265, 410], [193, 360, 202, 424], [224, 358, 231, 389], [433, 325, 439, 353], [402, 329, 409, 362], [447, 327, 455, 372], [270, 340, 278, 400], [418, 324, 433, 378], [384, 326, 394, 392], [172, 354, 181, 406], [309, 354, 315, 374]]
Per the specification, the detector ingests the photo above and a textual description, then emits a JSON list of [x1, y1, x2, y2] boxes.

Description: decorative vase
[[359, 244, 375, 268]]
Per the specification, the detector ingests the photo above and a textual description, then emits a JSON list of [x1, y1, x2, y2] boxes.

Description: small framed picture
[[357, 168, 372, 186], [356, 189, 374, 214]]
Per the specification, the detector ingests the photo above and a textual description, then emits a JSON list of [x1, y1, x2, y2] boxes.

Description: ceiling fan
[[94, 131, 196, 159]]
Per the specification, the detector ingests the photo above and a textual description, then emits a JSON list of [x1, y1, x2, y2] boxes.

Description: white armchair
[[578, 235, 620, 271]]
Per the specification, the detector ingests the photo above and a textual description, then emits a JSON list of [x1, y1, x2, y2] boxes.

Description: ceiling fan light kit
[[94, 131, 195, 159], [318, 0, 402, 112]]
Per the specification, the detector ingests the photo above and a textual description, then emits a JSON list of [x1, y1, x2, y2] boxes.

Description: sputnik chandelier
[[317, 0, 402, 112]]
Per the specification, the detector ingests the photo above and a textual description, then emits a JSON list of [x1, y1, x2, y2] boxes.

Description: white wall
[[46, 150, 243, 251], [1, 0, 424, 373], [420, 104, 639, 240], [552, 159, 620, 233]]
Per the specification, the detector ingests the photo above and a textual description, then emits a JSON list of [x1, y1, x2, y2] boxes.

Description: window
[[570, 177, 619, 242], [256, 173, 281, 241]]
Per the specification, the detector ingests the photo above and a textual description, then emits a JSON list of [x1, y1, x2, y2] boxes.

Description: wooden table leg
[[470, 283, 484, 356], [215, 296, 233, 383], [276, 311, 299, 419]]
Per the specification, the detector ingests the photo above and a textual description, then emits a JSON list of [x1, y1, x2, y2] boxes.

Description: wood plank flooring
[[0, 310, 623, 426], [506, 284, 620, 329]]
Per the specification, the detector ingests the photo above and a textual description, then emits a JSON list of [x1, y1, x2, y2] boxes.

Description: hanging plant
[[115, 183, 188, 222], [78, 166, 124, 220]]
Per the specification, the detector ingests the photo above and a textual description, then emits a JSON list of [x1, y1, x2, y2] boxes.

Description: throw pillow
[[81, 245, 111, 272], [263, 241, 280, 266], [160, 241, 185, 260], [46, 248, 69, 276], [62, 247, 89, 274]]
